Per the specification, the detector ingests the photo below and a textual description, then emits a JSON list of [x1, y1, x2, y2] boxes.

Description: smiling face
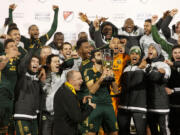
[[124, 18, 134, 33], [130, 52, 140, 65], [5, 41, 18, 55], [61, 44, 72, 59], [70, 71, 83, 91], [78, 41, 92, 60], [28, 25, 39, 39], [102, 25, 113, 40], [110, 38, 125, 54], [94, 51, 103, 65], [50, 56, 60, 73], [29, 57, 40, 73], [54, 34, 64, 49], [172, 48, 180, 62], [148, 45, 158, 59], [144, 21, 152, 35], [9, 29, 21, 45]]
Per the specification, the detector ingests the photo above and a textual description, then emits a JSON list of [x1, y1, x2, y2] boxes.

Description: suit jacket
[[53, 83, 93, 135]]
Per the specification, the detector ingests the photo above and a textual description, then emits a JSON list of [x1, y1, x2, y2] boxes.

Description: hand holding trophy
[[102, 48, 115, 82]]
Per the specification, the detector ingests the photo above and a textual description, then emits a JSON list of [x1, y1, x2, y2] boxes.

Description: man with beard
[[145, 43, 171, 135], [9, 4, 59, 51], [118, 46, 147, 135], [48, 32, 64, 55], [84, 50, 119, 135]]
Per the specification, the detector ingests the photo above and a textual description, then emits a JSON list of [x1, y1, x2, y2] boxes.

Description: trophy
[[102, 48, 115, 82]]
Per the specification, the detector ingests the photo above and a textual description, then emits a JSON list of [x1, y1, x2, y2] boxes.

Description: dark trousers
[[117, 109, 147, 135], [147, 112, 168, 135], [169, 107, 180, 135], [41, 112, 54, 135]]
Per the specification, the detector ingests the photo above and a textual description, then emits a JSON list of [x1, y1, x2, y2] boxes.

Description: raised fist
[[52, 5, 59, 10], [151, 15, 158, 25], [170, 9, 178, 17], [9, 4, 17, 10]]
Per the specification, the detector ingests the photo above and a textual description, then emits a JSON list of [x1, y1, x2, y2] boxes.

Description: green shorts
[[88, 103, 119, 133], [15, 119, 38, 135]]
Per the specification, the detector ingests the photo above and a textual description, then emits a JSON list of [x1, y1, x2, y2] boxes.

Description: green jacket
[[151, 25, 172, 59]]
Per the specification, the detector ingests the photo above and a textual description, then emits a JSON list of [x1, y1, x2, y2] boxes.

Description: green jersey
[[84, 66, 112, 104], [0, 56, 19, 96], [9, 8, 58, 51], [77, 59, 93, 100]]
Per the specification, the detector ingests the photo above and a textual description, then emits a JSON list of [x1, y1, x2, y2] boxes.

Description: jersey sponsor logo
[[24, 126, 29, 133], [42, 115, 47, 121], [117, 59, 121, 64], [85, 76, 89, 82], [89, 124, 93, 130], [9, 66, 16, 71], [29, 44, 34, 48]]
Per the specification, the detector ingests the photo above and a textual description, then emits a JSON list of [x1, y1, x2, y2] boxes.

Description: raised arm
[[86, 68, 107, 94], [151, 15, 172, 58], [40, 5, 59, 44], [161, 9, 178, 39], [8, 4, 17, 25]]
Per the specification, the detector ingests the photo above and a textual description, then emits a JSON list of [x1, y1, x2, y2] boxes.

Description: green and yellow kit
[[84, 66, 119, 133], [9, 8, 58, 51]]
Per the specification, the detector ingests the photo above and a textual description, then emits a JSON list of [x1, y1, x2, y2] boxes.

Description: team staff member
[[41, 54, 74, 135], [118, 46, 147, 135], [164, 46, 180, 135], [14, 48, 41, 135], [145, 43, 171, 135], [53, 70, 96, 135]]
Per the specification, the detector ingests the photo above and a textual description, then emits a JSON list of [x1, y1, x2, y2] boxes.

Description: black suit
[[53, 83, 93, 135]]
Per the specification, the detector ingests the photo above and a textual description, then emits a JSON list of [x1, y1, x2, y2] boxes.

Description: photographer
[[84, 50, 119, 135]]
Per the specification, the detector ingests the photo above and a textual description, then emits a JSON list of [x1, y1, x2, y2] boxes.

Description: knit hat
[[129, 46, 141, 56], [149, 43, 162, 56]]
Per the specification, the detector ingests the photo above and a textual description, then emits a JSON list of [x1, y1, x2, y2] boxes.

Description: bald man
[[53, 70, 96, 135]]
